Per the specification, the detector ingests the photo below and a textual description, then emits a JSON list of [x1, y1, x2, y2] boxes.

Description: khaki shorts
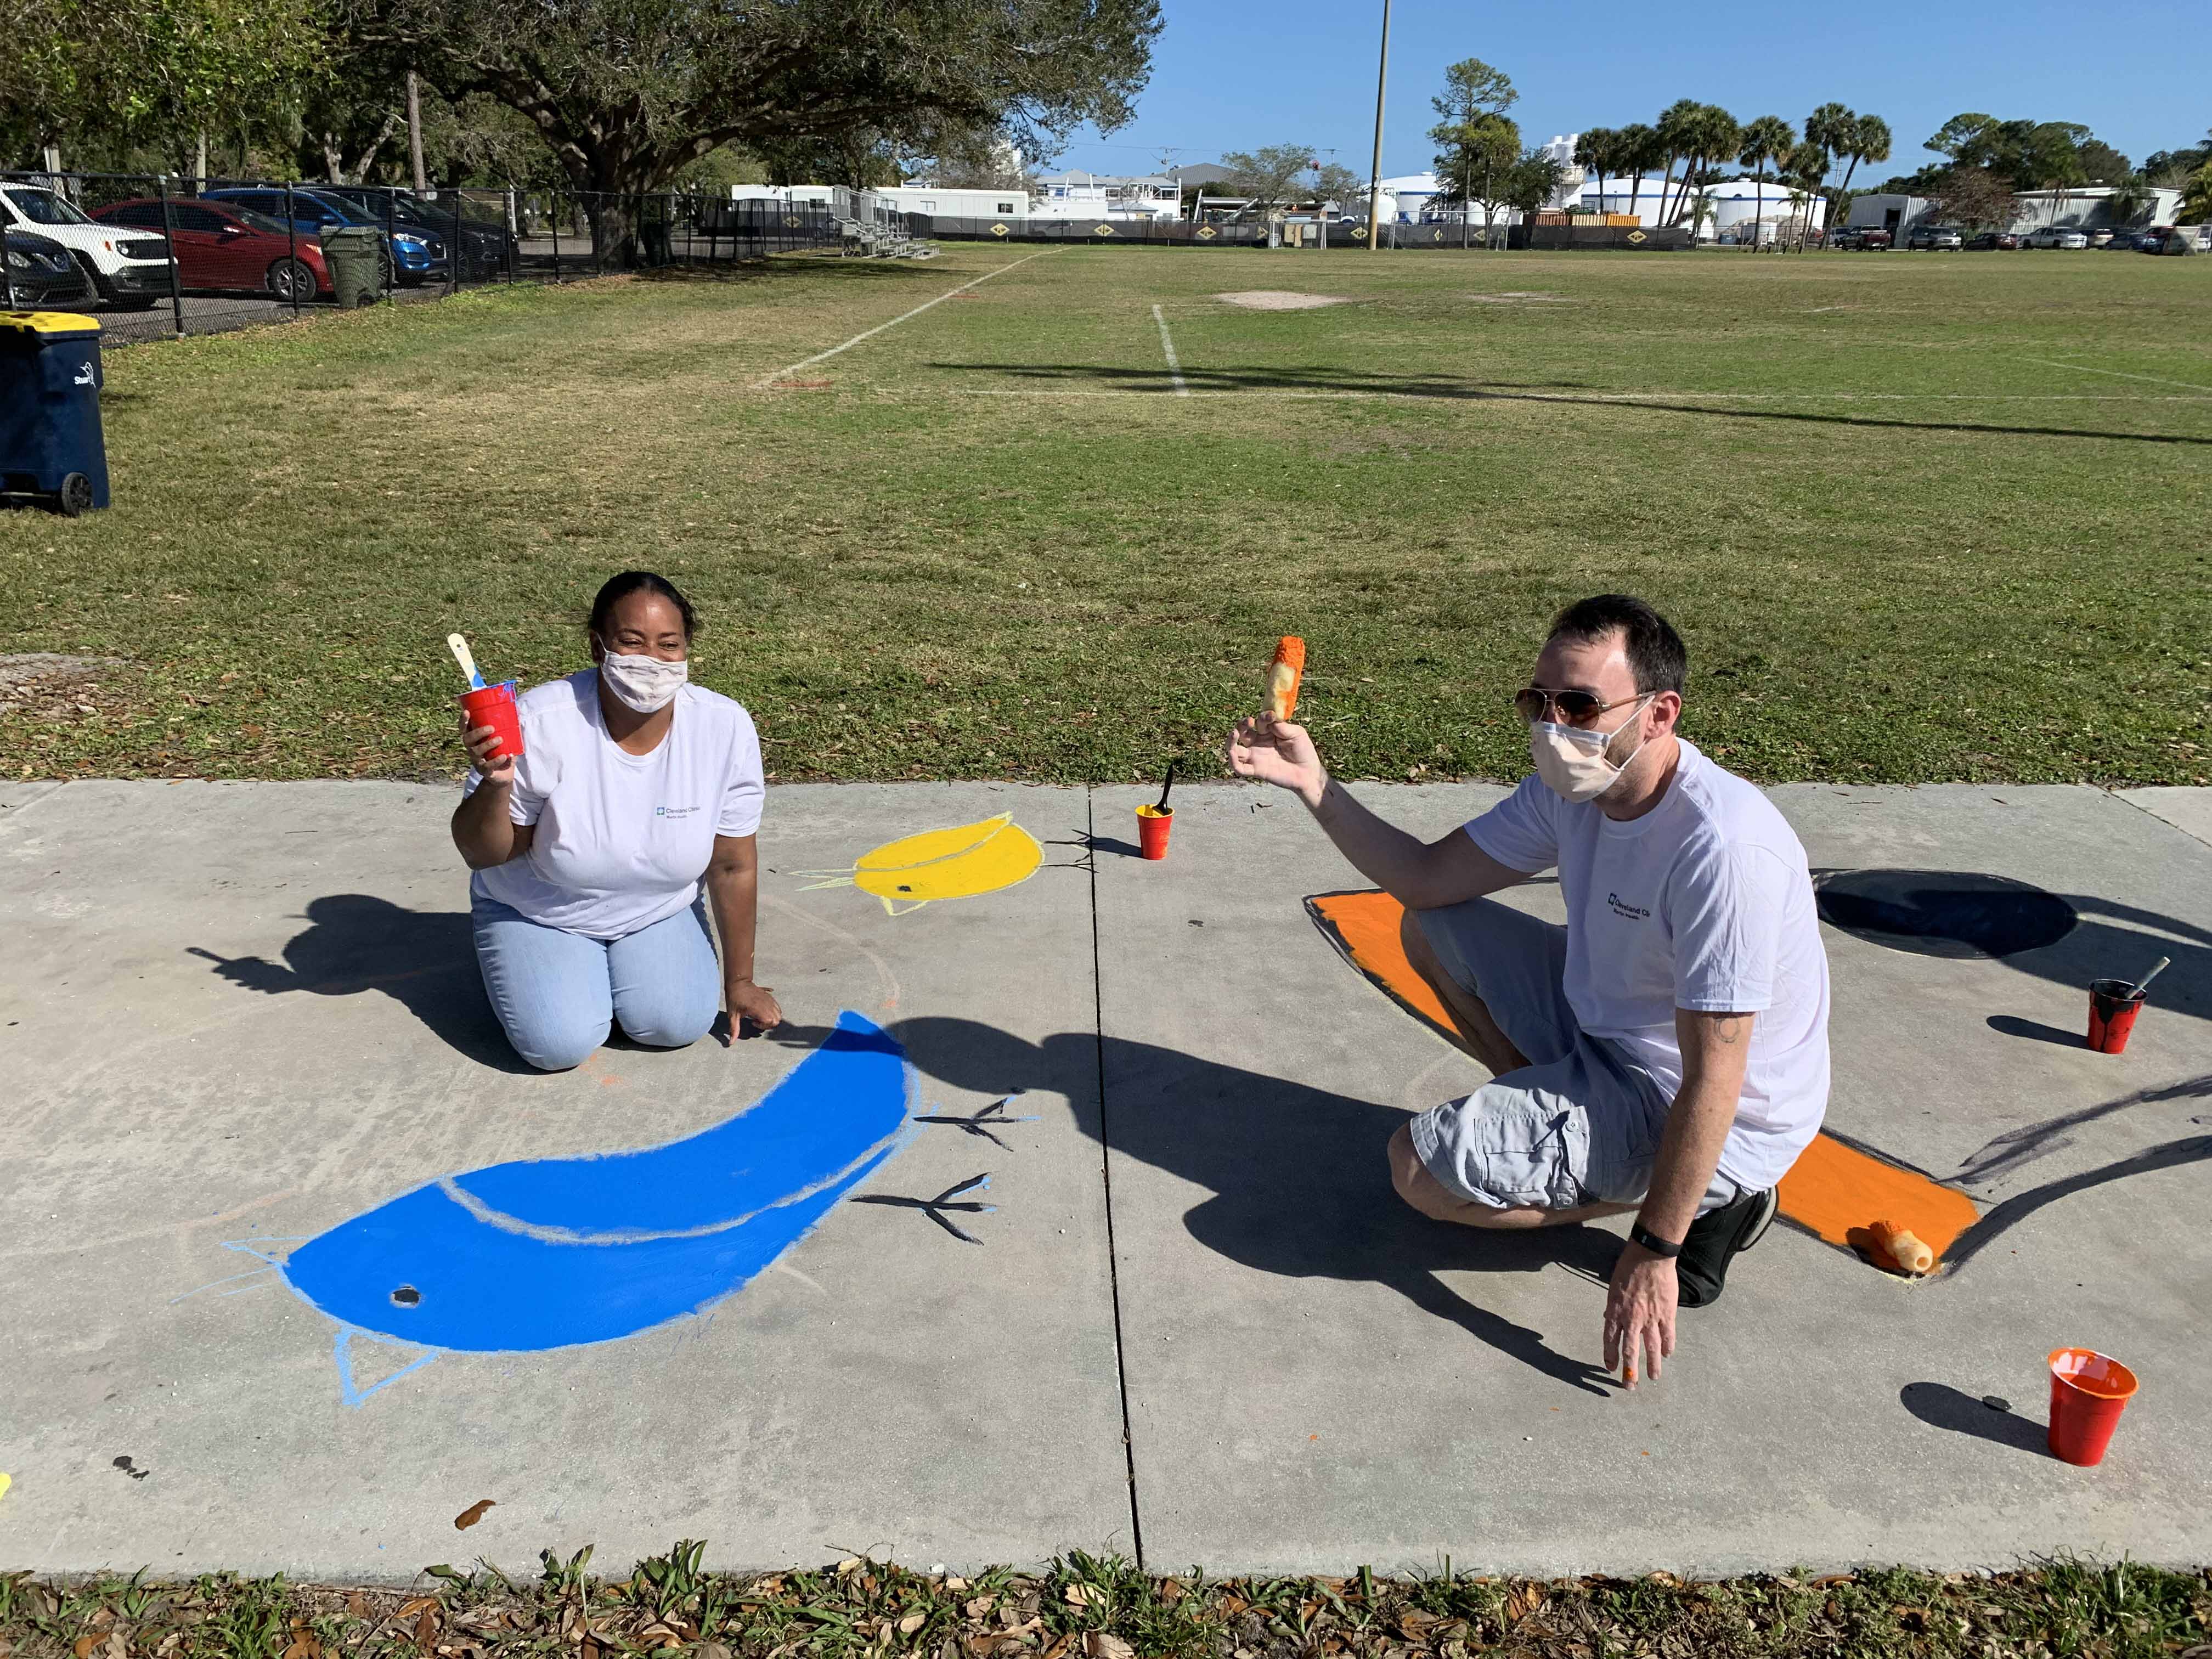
[[1406, 898, 1742, 1215]]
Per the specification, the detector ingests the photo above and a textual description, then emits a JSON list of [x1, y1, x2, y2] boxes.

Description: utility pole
[[407, 70, 428, 193], [1364, 0, 1391, 250]]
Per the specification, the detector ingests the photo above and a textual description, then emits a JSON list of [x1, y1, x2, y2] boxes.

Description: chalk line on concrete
[[1150, 304, 1189, 397], [752, 250, 1062, 390]]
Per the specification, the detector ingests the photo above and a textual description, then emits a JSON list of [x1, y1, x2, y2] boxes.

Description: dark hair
[[1547, 594, 1686, 695], [588, 571, 697, 640]]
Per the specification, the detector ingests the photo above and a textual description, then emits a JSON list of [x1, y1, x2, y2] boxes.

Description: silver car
[[2025, 225, 2089, 250]]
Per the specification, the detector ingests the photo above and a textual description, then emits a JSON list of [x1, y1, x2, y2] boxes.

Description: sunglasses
[[1513, 686, 1652, 727]]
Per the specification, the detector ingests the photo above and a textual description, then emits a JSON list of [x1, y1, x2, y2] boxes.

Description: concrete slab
[[0, 781, 1130, 1578], [1092, 781, 2211, 1576], [2117, 786, 2212, 851]]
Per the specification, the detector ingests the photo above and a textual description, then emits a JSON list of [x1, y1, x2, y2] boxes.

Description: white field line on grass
[[1150, 303, 1189, 396], [751, 249, 1062, 390], [2010, 356, 2212, 394]]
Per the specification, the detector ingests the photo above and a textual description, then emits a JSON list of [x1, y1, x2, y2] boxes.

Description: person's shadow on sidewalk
[[776, 1015, 1623, 1397], [188, 894, 532, 1074]]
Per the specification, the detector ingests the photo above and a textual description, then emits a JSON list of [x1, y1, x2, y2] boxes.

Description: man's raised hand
[[1228, 712, 1328, 808]]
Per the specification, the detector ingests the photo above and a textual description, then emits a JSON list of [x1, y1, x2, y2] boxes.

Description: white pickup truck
[[0, 183, 173, 309]]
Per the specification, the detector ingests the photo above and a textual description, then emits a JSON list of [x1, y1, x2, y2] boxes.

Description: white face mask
[[596, 642, 689, 714], [1528, 695, 1653, 803]]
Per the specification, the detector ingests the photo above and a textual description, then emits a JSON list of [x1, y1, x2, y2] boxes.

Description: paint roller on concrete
[[1870, 1219, 1935, 1276]]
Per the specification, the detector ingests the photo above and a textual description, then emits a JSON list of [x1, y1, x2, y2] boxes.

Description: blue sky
[[1051, 0, 2211, 182]]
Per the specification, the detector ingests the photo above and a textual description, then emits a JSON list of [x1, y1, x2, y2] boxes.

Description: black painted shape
[[1813, 868, 2078, 959]]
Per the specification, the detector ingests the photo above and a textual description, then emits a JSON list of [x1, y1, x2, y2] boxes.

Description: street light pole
[[1364, 0, 1391, 250]]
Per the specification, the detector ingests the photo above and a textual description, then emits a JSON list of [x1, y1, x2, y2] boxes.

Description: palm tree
[[1832, 114, 1891, 227], [1654, 99, 1701, 228], [1783, 140, 1828, 247], [1691, 107, 1743, 227], [2181, 160, 2212, 224], [1803, 101, 1855, 227], [1737, 115, 1794, 247], [1575, 127, 1616, 216], [1616, 123, 1658, 218]]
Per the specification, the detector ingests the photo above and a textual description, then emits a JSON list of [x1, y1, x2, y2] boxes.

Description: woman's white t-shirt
[[465, 669, 765, 941]]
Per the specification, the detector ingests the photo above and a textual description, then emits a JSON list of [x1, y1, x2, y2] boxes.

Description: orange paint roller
[[1267, 636, 1306, 721], [1869, 1219, 1934, 1276]]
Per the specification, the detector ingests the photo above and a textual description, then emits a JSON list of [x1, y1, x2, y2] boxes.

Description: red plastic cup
[[2086, 978, 2145, 1053], [2046, 1347, 2138, 1466], [460, 680, 524, 764], [1136, 803, 1172, 860]]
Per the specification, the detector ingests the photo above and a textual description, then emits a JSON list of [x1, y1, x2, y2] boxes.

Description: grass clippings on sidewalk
[[3, 249, 2209, 786], [3, 1545, 2208, 1659]]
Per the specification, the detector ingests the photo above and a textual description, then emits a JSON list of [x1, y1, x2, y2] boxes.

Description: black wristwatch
[[1629, 1222, 1683, 1259]]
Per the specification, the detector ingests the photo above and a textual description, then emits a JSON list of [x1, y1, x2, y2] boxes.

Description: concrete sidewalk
[[2, 778, 2207, 1579]]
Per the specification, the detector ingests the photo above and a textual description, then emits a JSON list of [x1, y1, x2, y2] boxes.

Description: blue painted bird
[[269, 1010, 912, 1379]]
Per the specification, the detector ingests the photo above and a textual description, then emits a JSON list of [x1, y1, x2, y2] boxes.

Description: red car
[[89, 197, 330, 302]]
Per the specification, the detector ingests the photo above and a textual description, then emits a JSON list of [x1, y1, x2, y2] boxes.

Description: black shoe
[[1675, 1186, 1779, 1308]]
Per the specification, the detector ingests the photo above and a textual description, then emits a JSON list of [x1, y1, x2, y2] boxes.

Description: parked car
[[1906, 226, 1963, 250], [1966, 230, 2020, 250], [89, 198, 330, 302], [204, 187, 445, 283], [2101, 229, 2149, 250], [0, 183, 171, 309], [317, 186, 515, 279], [2024, 225, 2089, 249], [2085, 228, 2115, 247], [3, 226, 97, 307], [1846, 227, 1893, 250], [2143, 226, 2207, 255]]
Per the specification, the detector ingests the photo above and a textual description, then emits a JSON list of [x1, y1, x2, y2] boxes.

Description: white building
[[2011, 185, 2185, 229], [1573, 176, 1826, 238], [868, 185, 1029, 221], [1031, 172, 1181, 220]]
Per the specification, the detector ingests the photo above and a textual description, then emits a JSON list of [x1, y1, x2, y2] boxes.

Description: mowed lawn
[[3, 244, 2208, 786]]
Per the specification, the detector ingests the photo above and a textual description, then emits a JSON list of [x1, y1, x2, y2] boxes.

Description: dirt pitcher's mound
[[1215, 291, 1351, 310]]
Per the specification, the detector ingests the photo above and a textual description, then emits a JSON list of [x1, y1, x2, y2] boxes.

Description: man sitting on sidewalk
[[1229, 595, 1830, 1385]]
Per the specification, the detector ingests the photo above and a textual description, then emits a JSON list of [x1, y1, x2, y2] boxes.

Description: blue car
[[202, 187, 449, 283]]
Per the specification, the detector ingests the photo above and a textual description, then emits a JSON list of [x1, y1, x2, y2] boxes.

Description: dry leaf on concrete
[[453, 1500, 496, 1532]]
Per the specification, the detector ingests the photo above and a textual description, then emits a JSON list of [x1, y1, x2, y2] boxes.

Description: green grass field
[[4, 245, 2209, 786]]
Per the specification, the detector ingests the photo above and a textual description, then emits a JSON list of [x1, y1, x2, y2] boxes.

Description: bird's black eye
[[391, 1285, 422, 1307]]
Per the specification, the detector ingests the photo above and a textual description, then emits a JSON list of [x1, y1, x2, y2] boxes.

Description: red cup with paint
[[460, 679, 524, 763], [2085, 978, 2145, 1053], [1136, 803, 1172, 860], [2046, 1347, 2137, 1466]]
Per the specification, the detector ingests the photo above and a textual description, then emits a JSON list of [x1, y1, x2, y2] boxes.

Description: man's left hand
[[725, 978, 783, 1040], [1604, 1242, 1678, 1388]]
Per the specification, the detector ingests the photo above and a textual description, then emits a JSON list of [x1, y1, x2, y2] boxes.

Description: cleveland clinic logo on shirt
[[655, 805, 702, 821], [1607, 891, 1652, 922]]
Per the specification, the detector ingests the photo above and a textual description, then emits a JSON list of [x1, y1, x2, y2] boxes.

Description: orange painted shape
[[1304, 887, 1981, 1270]]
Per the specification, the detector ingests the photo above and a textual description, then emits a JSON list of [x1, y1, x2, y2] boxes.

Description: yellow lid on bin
[[0, 311, 103, 337]]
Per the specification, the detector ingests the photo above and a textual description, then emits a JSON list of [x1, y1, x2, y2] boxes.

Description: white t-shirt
[[465, 669, 766, 941], [1464, 740, 1831, 1192]]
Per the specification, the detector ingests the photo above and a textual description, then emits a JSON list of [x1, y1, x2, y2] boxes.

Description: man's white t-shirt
[[464, 669, 766, 941], [1464, 739, 1831, 1192]]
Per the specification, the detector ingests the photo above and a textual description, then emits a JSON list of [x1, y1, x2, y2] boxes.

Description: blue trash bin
[[0, 311, 109, 517]]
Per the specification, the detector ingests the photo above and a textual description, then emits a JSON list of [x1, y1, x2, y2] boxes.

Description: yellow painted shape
[[1305, 887, 1982, 1271], [847, 812, 1044, 915]]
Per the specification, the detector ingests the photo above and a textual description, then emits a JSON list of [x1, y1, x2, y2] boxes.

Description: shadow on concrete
[[1900, 1382, 2051, 1458], [187, 895, 532, 1074], [1814, 870, 2211, 1024], [772, 1015, 1624, 1397], [935, 364, 2212, 445], [1986, 1014, 2085, 1047]]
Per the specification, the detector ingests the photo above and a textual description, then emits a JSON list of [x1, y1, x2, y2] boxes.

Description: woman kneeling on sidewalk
[[452, 570, 782, 1071]]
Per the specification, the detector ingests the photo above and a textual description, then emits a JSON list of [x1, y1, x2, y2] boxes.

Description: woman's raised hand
[[1228, 712, 1328, 809], [459, 712, 517, 787]]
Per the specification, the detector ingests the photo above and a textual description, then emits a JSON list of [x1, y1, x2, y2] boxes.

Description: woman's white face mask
[[595, 636, 689, 714], [1528, 694, 1654, 803]]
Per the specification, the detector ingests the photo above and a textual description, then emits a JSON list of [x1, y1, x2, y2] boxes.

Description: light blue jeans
[[472, 894, 720, 1071]]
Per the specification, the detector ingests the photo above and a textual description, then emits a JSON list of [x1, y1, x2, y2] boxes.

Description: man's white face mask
[[596, 637, 689, 714], [1528, 693, 1654, 803]]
